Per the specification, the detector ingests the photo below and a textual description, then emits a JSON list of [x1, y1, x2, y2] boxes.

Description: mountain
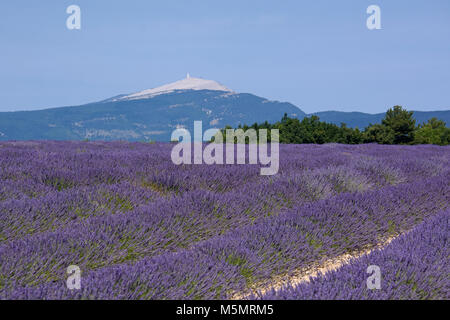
[[0, 75, 448, 141], [113, 74, 233, 101], [0, 75, 304, 141]]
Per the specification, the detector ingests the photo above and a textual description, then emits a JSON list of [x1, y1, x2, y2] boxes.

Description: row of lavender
[[0, 142, 449, 299], [258, 208, 449, 300], [1, 142, 445, 199]]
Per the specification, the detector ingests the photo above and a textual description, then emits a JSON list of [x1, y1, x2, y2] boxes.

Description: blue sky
[[0, 0, 449, 113]]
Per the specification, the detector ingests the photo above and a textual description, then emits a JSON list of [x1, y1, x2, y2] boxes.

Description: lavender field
[[0, 141, 449, 299]]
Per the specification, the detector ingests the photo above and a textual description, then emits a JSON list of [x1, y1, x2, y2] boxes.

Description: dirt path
[[231, 236, 396, 300]]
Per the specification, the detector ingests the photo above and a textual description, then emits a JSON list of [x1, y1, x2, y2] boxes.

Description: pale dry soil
[[231, 236, 396, 300]]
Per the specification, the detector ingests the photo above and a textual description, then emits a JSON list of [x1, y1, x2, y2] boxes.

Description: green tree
[[381, 105, 416, 144], [363, 123, 395, 144], [336, 124, 363, 144], [414, 118, 450, 145]]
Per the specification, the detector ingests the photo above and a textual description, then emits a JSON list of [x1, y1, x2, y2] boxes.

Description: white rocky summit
[[117, 74, 232, 101]]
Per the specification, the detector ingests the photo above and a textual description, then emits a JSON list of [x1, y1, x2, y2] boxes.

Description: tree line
[[218, 106, 450, 145]]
